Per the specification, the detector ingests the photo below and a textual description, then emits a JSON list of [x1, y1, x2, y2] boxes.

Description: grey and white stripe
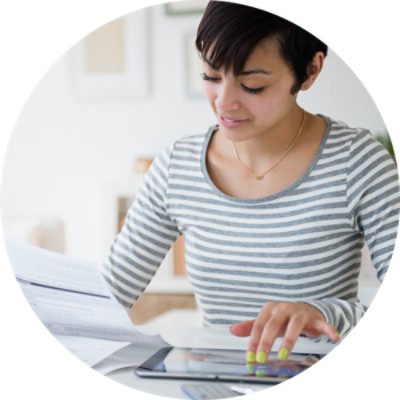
[[102, 116, 399, 336]]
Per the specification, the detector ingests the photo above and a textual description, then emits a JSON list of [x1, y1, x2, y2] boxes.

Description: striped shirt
[[102, 116, 399, 337]]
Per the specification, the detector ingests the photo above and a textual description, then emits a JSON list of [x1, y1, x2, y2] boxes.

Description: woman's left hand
[[229, 301, 340, 364]]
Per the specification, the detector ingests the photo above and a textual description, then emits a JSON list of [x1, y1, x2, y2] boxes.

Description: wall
[[0, 3, 388, 264]]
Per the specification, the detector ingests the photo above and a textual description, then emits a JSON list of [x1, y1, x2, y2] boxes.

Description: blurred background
[[0, 1, 387, 321]]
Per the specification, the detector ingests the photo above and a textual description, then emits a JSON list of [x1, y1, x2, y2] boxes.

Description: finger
[[278, 315, 307, 360], [255, 313, 287, 364], [303, 318, 340, 340], [246, 308, 273, 363], [229, 320, 255, 337], [230, 320, 259, 364], [304, 319, 341, 342]]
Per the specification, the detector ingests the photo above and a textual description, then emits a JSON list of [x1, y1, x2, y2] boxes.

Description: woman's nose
[[214, 82, 240, 112]]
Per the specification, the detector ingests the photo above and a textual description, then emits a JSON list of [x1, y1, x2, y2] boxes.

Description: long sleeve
[[348, 132, 399, 280], [101, 145, 181, 308], [304, 130, 400, 336]]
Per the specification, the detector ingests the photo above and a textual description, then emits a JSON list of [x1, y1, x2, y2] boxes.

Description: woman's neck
[[218, 105, 306, 172]]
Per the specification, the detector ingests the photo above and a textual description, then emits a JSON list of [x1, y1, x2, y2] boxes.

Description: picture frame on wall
[[165, 0, 208, 16], [70, 9, 149, 100]]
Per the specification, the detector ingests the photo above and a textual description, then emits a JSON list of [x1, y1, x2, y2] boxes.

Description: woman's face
[[202, 39, 299, 142]]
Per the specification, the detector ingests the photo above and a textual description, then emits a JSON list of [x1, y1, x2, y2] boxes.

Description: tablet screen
[[135, 347, 321, 383]]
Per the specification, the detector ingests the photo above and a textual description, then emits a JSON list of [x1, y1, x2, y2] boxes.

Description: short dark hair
[[195, 1, 328, 93]]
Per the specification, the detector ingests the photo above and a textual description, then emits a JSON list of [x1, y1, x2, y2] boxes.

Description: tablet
[[134, 347, 322, 384]]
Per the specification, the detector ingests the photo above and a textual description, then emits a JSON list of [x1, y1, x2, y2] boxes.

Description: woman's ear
[[301, 51, 325, 91]]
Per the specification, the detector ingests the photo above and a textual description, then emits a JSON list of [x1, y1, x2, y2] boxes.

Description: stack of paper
[[4, 234, 168, 374]]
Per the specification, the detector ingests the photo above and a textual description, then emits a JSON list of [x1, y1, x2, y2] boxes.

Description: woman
[[102, 1, 399, 365]]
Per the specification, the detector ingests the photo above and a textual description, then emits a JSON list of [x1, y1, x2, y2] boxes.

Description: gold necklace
[[232, 109, 306, 180]]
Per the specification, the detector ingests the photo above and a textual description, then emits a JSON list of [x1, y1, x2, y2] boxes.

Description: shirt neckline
[[200, 114, 332, 204]]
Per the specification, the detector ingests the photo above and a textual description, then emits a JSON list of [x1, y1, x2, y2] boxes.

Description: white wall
[[0, 3, 388, 263]]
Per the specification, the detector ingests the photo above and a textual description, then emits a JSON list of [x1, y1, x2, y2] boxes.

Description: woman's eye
[[242, 85, 264, 94], [201, 73, 220, 83], [201, 73, 265, 94]]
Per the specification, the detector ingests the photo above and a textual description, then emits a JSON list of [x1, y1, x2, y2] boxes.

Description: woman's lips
[[219, 115, 248, 128]]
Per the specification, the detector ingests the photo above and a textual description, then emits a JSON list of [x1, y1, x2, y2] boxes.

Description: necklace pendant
[[255, 175, 263, 180]]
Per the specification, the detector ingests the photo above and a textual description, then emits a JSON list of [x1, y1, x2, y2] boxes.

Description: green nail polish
[[256, 351, 266, 364], [246, 351, 255, 363], [335, 331, 341, 340], [278, 347, 288, 360]]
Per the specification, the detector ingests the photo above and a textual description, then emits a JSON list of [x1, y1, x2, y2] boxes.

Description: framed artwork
[[70, 9, 149, 100], [165, 0, 208, 15]]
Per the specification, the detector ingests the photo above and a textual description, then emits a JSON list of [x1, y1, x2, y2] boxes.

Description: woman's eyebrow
[[202, 57, 273, 76], [237, 69, 273, 76]]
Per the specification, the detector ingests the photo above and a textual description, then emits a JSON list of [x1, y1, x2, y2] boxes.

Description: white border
[[1, 1, 399, 400]]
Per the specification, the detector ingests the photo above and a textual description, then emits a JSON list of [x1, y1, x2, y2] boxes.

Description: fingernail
[[278, 347, 288, 360], [335, 331, 341, 340], [256, 351, 266, 364], [246, 351, 255, 363]]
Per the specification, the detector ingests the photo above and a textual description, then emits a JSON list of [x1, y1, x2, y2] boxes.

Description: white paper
[[54, 334, 131, 367], [93, 342, 166, 375], [54, 335, 167, 374], [4, 234, 167, 346]]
